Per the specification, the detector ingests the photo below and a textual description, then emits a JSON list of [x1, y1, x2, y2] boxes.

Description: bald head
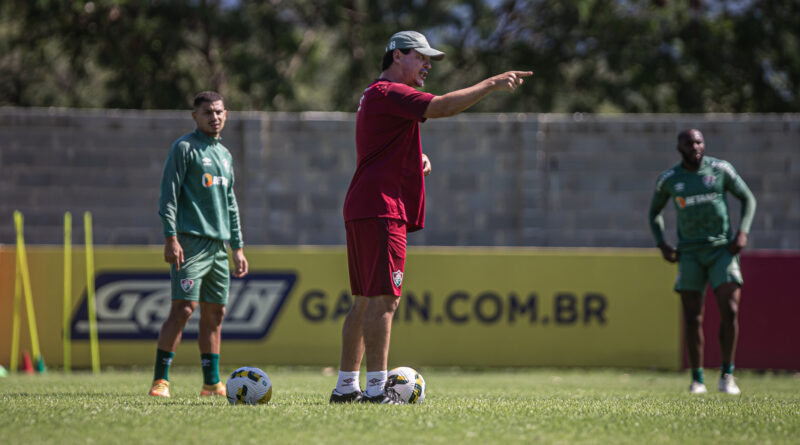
[[676, 128, 705, 170], [678, 128, 703, 144]]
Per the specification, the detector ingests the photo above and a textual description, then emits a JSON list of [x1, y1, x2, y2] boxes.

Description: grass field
[[2, 366, 799, 444]]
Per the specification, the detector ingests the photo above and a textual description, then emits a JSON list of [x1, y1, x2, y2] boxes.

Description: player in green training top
[[649, 129, 756, 395], [149, 91, 249, 398]]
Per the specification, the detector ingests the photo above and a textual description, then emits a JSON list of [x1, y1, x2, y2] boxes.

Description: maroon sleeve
[[383, 83, 435, 121]]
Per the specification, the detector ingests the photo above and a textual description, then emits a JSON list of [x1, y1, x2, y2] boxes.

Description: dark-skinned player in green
[[649, 129, 756, 395]]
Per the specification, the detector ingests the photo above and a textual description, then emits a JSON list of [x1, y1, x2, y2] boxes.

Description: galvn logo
[[71, 272, 296, 340]]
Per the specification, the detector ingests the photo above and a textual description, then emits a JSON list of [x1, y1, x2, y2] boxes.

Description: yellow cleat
[[200, 382, 226, 397], [149, 379, 170, 398]]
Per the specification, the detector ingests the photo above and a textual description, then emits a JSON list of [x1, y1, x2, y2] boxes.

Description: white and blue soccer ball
[[226, 366, 272, 405], [386, 366, 426, 403]]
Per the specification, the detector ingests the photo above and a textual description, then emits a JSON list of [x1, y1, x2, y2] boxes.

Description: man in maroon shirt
[[332, 30, 532, 404]]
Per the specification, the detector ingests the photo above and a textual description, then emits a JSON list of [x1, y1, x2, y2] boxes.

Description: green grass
[[1, 367, 799, 444]]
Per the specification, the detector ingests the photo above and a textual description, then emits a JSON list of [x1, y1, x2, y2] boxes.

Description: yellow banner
[[0, 246, 680, 370]]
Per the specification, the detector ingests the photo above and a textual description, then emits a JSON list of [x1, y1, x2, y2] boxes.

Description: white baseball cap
[[385, 30, 445, 60]]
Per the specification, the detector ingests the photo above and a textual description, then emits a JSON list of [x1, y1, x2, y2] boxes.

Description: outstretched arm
[[423, 71, 533, 119]]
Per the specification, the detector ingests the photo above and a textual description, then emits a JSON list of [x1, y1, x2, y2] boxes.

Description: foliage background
[[1, 0, 797, 113]]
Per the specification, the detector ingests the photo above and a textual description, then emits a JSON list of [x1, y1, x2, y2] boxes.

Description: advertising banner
[[0, 246, 681, 369]]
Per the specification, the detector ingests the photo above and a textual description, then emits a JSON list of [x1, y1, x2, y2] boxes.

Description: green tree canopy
[[0, 0, 797, 112]]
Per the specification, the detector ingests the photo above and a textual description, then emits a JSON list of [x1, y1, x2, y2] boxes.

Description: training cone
[[21, 351, 34, 374], [0, 365, 8, 377], [34, 355, 47, 374]]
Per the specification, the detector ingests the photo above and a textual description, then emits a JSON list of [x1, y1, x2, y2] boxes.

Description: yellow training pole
[[84, 211, 100, 374], [10, 216, 23, 373], [14, 211, 44, 371], [63, 212, 72, 372]]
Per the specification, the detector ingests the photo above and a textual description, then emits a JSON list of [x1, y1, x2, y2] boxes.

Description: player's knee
[[170, 303, 195, 324], [728, 299, 739, 315], [682, 311, 703, 328], [364, 295, 400, 319], [201, 305, 226, 326], [210, 309, 226, 325], [721, 300, 739, 323], [380, 295, 401, 314]]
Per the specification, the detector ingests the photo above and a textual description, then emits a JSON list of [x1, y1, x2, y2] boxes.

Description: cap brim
[[415, 47, 445, 61]]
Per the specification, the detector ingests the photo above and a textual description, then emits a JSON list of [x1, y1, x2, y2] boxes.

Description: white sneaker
[[689, 381, 707, 394], [718, 374, 741, 395]]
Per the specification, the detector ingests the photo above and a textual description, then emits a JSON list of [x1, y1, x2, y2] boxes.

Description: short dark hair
[[193, 91, 224, 108], [381, 48, 411, 71]]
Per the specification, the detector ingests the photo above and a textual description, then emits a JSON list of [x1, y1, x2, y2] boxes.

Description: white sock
[[365, 370, 387, 397], [335, 370, 360, 394]]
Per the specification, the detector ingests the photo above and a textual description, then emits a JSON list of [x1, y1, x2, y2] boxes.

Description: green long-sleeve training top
[[648, 156, 756, 252], [158, 129, 243, 249]]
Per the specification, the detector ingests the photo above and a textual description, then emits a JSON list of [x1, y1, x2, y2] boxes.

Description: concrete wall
[[1, 108, 798, 249]]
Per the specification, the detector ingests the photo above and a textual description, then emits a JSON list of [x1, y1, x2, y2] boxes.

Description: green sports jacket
[[158, 129, 243, 249], [648, 156, 756, 252]]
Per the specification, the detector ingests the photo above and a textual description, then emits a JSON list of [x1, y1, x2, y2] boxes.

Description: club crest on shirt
[[703, 175, 716, 188], [222, 158, 230, 172], [392, 270, 403, 288], [180, 278, 195, 292]]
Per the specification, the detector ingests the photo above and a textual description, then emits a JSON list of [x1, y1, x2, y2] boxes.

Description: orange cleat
[[200, 382, 226, 397], [149, 379, 171, 398]]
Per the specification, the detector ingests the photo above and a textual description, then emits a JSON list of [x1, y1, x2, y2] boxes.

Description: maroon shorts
[[345, 218, 407, 297]]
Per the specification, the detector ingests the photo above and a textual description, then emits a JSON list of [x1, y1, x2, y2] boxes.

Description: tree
[[0, 0, 797, 112]]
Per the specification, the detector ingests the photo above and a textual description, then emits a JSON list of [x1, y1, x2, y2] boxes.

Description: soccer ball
[[226, 366, 272, 405], [386, 366, 425, 403]]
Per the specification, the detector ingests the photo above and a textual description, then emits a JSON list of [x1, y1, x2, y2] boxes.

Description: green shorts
[[171, 233, 230, 304], [675, 245, 743, 293]]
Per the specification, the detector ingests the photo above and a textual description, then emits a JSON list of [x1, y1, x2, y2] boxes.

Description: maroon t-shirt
[[343, 79, 435, 232]]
